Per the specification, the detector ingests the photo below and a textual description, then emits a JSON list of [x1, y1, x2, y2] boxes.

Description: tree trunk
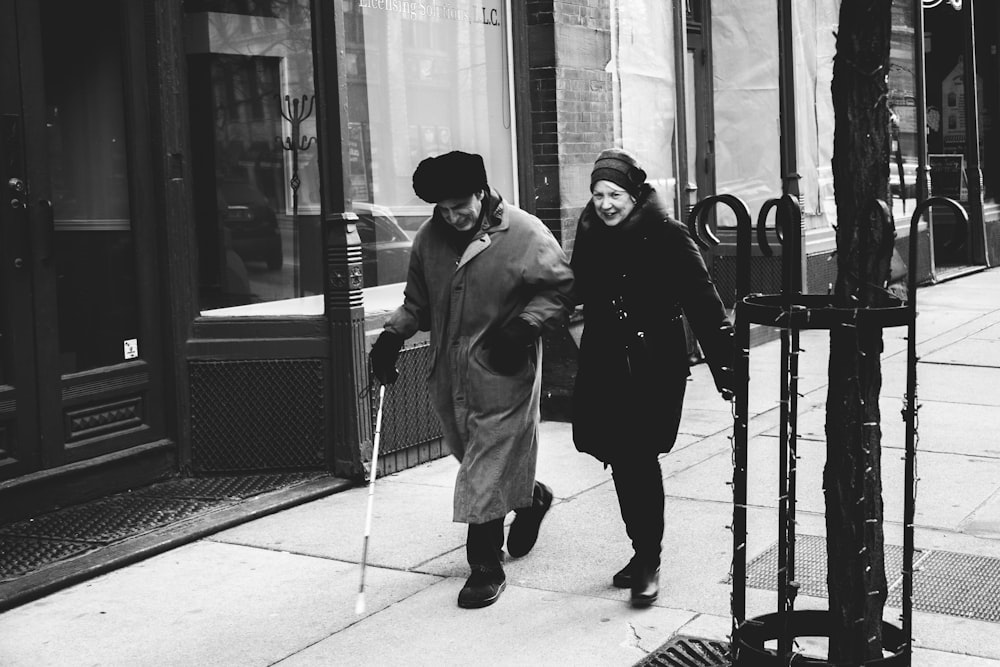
[[826, 1, 894, 662]]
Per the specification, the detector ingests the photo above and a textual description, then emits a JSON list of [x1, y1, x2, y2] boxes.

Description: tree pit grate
[[634, 635, 730, 667]]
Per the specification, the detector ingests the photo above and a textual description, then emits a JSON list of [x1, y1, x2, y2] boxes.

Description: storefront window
[[974, 2, 997, 203], [923, 1, 986, 205], [889, 0, 920, 221], [710, 1, 783, 227], [344, 0, 516, 292], [184, 0, 323, 315], [611, 1, 677, 211]]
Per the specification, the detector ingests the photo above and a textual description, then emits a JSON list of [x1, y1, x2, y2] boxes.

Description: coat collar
[[480, 187, 507, 233], [455, 188, 506, 270]]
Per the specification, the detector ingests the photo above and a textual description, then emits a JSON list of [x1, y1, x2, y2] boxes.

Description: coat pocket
[[468, 345, 536, 414]]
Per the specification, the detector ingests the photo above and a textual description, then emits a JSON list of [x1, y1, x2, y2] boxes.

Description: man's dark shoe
[[506, 482, 553, 558], [612, 556, 639, 589], [630, 561, 660, 608], [457, 566, 507, 609]]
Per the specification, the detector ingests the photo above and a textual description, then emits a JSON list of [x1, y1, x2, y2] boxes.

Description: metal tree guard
[[688, 193, 754, 644], [688, 194, 969, 665]]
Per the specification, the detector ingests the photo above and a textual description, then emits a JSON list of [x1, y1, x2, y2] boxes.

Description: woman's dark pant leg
[[611, 454, 664, 567]]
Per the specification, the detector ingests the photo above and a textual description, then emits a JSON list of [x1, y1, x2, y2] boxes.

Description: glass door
[[0, 0, 165, 480]]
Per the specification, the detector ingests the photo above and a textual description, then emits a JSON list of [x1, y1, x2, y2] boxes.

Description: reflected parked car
[[354, 202, 413, 287], [217, 180, 283, 270]]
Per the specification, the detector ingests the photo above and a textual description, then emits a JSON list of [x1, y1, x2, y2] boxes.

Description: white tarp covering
[[614, 1, 677, 209], [711, 0, 841, 230]]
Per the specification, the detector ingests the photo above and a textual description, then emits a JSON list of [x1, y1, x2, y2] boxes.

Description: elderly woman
[[570, 148, 734, 607]]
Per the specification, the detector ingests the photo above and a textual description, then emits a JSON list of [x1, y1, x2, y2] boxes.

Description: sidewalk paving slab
[[277, 579, 696, 667], [0, 540, 439, 667]]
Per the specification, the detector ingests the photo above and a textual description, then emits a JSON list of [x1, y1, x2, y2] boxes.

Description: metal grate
[[902, 551, 1000, 623], [743, 535, 1000, 623], [0, 496, 214, 544], [711, 255, 783, 308], [0, 473, 335, 583], [130, 472, 324, 500], [744, 534, 906, 600], [373, 344, 443, 456], [635, 635, 731, 667], [0, 537, 98, 580], [806, 251, 839, 295], [189, 359, 326, 472]]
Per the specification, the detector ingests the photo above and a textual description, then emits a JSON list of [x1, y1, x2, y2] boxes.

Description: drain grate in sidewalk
[[634, 635, 730, 667], [742, 534, 1000, 623], [0, 472, 326, 582]]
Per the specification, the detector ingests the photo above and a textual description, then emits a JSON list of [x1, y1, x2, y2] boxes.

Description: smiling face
[[436, 191, 484, 232], [591, 180, 636, 227]]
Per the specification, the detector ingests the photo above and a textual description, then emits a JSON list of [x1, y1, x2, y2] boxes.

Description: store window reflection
[[344, 0, 516, 284], [184, 0, 322, 315], [888, 0, 920, 220]]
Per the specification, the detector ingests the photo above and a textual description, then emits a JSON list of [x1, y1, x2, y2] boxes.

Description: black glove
[[483, 318, 538, 375], [370, 331, 404, 384]]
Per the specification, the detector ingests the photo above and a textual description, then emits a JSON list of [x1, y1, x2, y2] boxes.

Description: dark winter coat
[[385, 189, 574, 523], [570, 185, 733, 464]]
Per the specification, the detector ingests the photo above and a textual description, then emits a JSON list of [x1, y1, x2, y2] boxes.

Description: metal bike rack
[[687, 194, 969, 666]]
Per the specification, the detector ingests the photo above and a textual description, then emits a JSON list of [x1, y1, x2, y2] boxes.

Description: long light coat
[[384, 190, 574, 523]]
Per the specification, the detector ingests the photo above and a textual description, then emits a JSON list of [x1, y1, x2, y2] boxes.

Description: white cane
[[355, 383, 386, 615]]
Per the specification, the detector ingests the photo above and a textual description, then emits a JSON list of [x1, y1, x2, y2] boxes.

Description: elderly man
[[369, 150, 574, 609]]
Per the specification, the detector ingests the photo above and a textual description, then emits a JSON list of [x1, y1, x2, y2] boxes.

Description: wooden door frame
[[0, 0, 42, 478]]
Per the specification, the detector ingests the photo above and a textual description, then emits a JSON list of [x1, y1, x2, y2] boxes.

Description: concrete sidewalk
[[2, 270, 1000, 666]]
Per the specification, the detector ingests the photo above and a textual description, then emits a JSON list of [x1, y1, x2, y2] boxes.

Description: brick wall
[[527, 1, 614, 419], [526, 0, 614, 253]]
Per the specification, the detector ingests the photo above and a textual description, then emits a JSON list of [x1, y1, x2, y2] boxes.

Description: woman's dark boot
[[612, 555, 638, 589], [630, 558, 660, 608], [611, 455, 664, 601]]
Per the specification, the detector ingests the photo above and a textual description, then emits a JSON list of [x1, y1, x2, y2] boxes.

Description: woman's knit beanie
[[590, 148, 647, 197]]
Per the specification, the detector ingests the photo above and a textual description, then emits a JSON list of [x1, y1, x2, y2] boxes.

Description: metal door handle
[[8, 178, 26, 209]]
